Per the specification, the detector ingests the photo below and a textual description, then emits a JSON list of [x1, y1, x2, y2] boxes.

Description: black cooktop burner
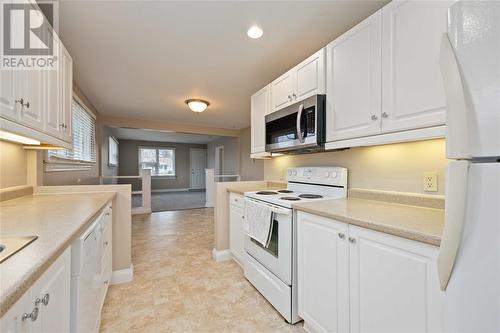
[[256, 191, 278, 195], [280, 197, 301, 201], [298, 194, 324, 199], [277, 190, 294, 193]]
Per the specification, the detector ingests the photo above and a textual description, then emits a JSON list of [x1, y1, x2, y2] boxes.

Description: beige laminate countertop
[[293, 197, 444, 246], [0, 192, 115, 317]]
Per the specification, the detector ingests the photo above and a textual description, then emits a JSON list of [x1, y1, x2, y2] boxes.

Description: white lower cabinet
[[229, 193, 246, 266], [297, 211, 443, 333], [1, 248, 71, 333]]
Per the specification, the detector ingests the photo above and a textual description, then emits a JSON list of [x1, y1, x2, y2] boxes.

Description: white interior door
[[190, 148, 207, 189]]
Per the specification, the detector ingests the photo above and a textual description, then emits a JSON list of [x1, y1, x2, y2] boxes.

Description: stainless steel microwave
[[265, 95, 325, 154]]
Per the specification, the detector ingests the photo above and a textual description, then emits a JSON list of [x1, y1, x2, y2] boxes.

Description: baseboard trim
[[132, 207, 152, 215], [205, 201, 214, 208], [111, 264, 134, 285], [212, 248, 232, 262]]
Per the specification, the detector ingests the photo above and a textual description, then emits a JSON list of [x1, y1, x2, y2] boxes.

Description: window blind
[[49, 98, 96, 163]]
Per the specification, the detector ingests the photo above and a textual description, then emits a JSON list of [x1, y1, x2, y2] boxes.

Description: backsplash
[[264, 139, 447, 195], [0, 141, 28, 189]]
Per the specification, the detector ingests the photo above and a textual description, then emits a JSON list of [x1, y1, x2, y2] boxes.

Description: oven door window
[[251, 218, 279, 258]]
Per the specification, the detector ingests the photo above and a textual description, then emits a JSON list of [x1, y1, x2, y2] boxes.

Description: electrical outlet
[[423, 172, 438, 192]]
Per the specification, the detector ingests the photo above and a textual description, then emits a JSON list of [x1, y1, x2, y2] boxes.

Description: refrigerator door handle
[[437, 161, 469, 291], [439, 34, 469, 159]]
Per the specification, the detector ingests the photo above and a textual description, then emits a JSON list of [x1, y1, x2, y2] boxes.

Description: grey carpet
[[132, 190, 206, 212]]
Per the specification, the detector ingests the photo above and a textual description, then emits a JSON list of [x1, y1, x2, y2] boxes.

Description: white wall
[[207, 136, 240, 176]]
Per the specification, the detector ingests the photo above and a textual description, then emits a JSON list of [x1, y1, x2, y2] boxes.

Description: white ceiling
[[60, 1, 386, 130], [110, 127, 217, 144]]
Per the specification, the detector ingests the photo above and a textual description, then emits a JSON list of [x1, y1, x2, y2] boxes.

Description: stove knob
[[330, 171, 337, 178], [288, 169, 293, 176], [292, 170, 298, 176], [324, 171, 330, 178]]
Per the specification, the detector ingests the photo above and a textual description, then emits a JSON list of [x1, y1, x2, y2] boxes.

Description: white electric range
[[243, 166, 348, 324]]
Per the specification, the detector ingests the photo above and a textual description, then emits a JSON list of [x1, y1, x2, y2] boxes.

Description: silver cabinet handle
[[382, 112, 389, 118], [292, 93, 297, 99], [371, 115, 378, 121], [288, 95, 292, 101], [104, 241, 109, 246], [105, 212, 110, 216], [104, 280, 109, 285], [349, 237, 356, 244], [338, 233, 345, 239], [296, 104, 305, 143], [22, 307, 39, 321], [41, 293, 49, 306]]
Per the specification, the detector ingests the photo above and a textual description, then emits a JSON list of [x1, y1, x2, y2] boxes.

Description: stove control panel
[[287, 167, 348, 187]]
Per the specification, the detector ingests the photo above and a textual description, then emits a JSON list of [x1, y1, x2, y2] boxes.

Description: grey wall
[[118, 139, 207, 191], [207, 136, 240, 177], [238, 127, 264, 181]]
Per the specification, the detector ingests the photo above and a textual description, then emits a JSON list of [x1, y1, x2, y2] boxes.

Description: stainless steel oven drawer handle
[[296, 104, 305, 143]]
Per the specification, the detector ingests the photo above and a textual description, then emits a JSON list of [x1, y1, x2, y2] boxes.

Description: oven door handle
[[245, 198, 291, 216], [296, 104, 305, 143]]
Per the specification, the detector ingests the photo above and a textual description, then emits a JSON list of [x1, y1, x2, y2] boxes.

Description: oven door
[[265, 94, 325, 153], [245, 202, 292, 285]]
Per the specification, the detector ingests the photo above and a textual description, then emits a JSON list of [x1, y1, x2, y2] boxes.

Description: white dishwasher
[[71, 212, 104, 333]]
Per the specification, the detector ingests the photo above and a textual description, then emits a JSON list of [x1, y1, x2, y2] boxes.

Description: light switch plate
[[423, 171, 438, 192]]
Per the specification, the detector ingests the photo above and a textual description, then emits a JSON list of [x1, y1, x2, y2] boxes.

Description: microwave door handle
[[296, 104, 305, 143]]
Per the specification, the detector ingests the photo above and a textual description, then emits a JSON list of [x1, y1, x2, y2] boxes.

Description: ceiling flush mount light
[[247, 25, 263, 39], [0, 130, 40, 145], [185, 99, 209, 113]]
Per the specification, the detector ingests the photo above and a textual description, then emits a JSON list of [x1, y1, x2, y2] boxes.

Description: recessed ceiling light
[[247, 25, 263, 39], [185, 99, 209, 113]]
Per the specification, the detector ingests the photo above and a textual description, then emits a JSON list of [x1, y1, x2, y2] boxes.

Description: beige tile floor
[[100, 208, 305, 333]]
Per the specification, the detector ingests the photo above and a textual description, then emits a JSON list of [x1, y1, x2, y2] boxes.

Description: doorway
[[190, 148, 207, 189]]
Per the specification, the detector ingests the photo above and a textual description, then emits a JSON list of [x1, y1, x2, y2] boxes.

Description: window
[[108, 136, 119, 167], [46, 97, 96, 171], [139, 147, 175, 176]]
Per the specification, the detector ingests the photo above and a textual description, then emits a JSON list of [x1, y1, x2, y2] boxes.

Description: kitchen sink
[[0, 236, 38, 264]]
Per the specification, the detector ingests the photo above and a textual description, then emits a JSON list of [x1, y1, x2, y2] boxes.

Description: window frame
[[138, 146, 176, 178], [45, 94, 97, 172]]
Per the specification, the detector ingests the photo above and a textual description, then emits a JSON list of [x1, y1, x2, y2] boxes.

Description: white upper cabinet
[[381, 0, 451, 133], [250, 84, 270, 155], [326, 10, 382, 141], [270, 49, 325, 113], [297, 212, 349, 333], [271, 71, 294, 112], [59, 43, 73, 143], [348, 225, 443, 333], [0, 0, 73, 148], [295, 49, 326, 101]]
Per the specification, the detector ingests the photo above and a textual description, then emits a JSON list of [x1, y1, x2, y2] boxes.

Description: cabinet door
[[31, 248, 71, 333], [44, 30, 61, 138], [270, 70, 294, 112], [381, 0, 451, 133], [16, 70, 44, 131], [60, 43, 73, 143], [0, 290, 33, 333], [297, 212, 349, 333], [326, 11, 382, 141], [348, 226, 443, 333], [0, 68, 20, 122], [250, 84, 270, 154], [229, 205, 245, 265], [295, 48, 325, 102]]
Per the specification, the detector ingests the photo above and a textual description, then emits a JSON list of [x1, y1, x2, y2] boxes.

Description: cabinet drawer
[[229, 193, 245, 209]]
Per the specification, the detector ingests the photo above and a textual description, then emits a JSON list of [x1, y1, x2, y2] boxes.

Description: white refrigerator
[[438, 1, 500, 332]]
